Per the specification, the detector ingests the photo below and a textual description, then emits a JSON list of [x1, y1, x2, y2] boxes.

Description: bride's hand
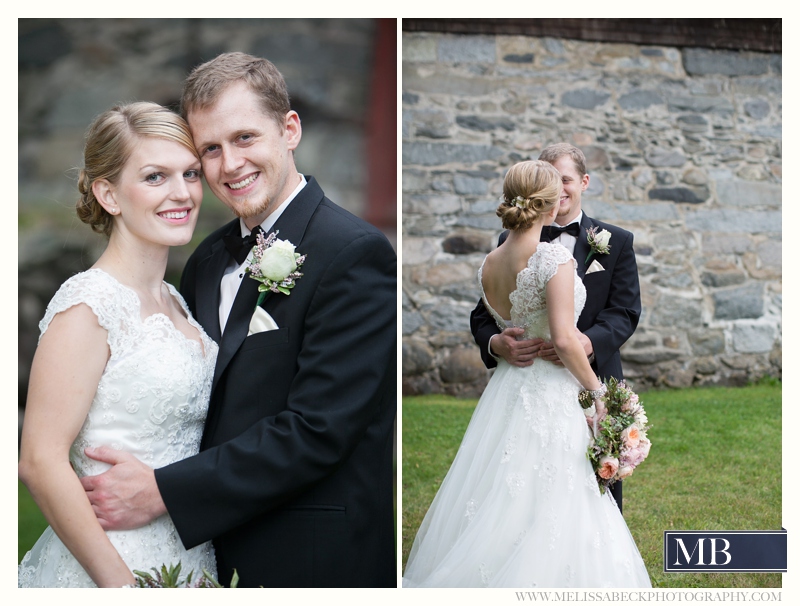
[[587, 399, 606, 438], [593, 397, 607, 416]]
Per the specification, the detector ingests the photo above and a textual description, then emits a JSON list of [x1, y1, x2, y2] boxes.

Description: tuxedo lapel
[[209, 176, 325, 393], [267, 176, 322, 252], [574, 214, 595, 279], [212, 267, 260, 391], [194, 238, 230, 344]]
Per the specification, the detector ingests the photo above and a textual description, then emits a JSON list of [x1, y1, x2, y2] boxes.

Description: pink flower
[[617, 465, 634, 480], [621, 446, 645, 467], [598, 456, 619, 480], [621, 424, 640, 449], [621, 391, 639, 412], [638, 436, 651, 458]]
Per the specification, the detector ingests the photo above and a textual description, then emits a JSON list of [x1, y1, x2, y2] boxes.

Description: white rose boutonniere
[[245, 230, 306, 306], [585, 226, 611, 264], [260, 239, 298, 282]]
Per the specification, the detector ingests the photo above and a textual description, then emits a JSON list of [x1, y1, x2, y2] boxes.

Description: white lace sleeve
[[38, 270, 136, 360], [533, 242, 576, 289]]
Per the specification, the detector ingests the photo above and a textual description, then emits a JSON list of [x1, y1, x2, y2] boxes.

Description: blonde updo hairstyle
[[76, 102, 199, 236], [496, 160, 562, 231]]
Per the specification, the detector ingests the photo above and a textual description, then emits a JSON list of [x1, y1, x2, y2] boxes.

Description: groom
[[470, 143, 641, 511], [81, 52, 396, 587]]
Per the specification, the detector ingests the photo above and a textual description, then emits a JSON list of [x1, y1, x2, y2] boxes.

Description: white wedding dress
[[18, 269, 218, 587], [403, 243, 651, 588]]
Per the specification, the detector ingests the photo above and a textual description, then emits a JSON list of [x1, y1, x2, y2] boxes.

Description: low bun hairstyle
[[76, 102, 199, 237], [496, 160, 561, 231]]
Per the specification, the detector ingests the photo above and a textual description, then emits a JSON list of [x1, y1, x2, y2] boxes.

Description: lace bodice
[[20, 269, 218, 587], [38, 268, 218, 475], [478, 242, 586, 341]]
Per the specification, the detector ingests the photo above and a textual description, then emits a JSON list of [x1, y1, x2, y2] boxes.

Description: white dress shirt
[[549, 211, 583, 256], [218, 174, 307, 333]]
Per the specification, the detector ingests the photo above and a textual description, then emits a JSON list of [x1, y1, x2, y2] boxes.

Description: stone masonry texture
[[402, 32, 781, 396]]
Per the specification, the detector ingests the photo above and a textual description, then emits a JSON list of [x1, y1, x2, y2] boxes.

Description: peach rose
[[617, 465, 634, 480], [621, 424, 640, 449], [598, 456, 619, 480]]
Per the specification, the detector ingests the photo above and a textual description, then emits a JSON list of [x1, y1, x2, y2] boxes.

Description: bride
[[402, 160, 651, 588], [18, 102, 218, 587]]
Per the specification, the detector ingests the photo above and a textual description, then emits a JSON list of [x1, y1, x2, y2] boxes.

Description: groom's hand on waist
[[80, 446, 167, 531], [489, 327, 543, 368]]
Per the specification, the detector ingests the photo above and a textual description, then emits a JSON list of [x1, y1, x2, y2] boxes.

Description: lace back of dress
[[478, 243, 584, 342]]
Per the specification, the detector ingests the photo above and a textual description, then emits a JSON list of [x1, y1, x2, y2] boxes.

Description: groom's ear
[[581, 172, 590, 192], [283, 111, 302, 152]]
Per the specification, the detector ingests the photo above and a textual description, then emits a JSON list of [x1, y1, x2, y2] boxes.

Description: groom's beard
[[228, 194, 273, 221]]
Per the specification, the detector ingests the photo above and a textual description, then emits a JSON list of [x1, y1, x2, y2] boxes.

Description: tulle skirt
[[403, 360, 651, 588]]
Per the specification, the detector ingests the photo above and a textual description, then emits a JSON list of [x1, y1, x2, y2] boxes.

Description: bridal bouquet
[[131, 562, 238, 588], [579, 377, 651, 494]]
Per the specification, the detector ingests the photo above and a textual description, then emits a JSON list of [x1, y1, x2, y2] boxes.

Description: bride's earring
[[92, 179, 119, 216]]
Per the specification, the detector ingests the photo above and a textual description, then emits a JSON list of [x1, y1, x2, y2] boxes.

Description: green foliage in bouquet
[[132, 561, 239, 588], [580, 377, 651, 494]]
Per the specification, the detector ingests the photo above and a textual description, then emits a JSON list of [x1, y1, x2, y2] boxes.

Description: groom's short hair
[[539, 143, 587, 177], [180, 52, 291, 128]]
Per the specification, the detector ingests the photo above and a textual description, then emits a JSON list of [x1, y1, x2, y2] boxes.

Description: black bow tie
[[542, 222, 581, 241], [223, 226, 264, 264]]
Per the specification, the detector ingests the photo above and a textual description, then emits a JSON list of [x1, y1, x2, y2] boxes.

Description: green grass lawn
[[19, 479, 47, 563], [402, 382, 782, 588]]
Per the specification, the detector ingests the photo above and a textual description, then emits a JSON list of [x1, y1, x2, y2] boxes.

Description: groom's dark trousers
[[470, 213, 641, 512], [155, 177, 396, 587]]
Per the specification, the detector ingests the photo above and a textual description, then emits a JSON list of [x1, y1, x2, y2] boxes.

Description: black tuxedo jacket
[[470, 213, 641, 382], [154, 177, 396, 588]]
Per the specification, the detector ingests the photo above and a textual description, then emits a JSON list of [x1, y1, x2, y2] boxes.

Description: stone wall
[[402, 32, 781, 396]]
